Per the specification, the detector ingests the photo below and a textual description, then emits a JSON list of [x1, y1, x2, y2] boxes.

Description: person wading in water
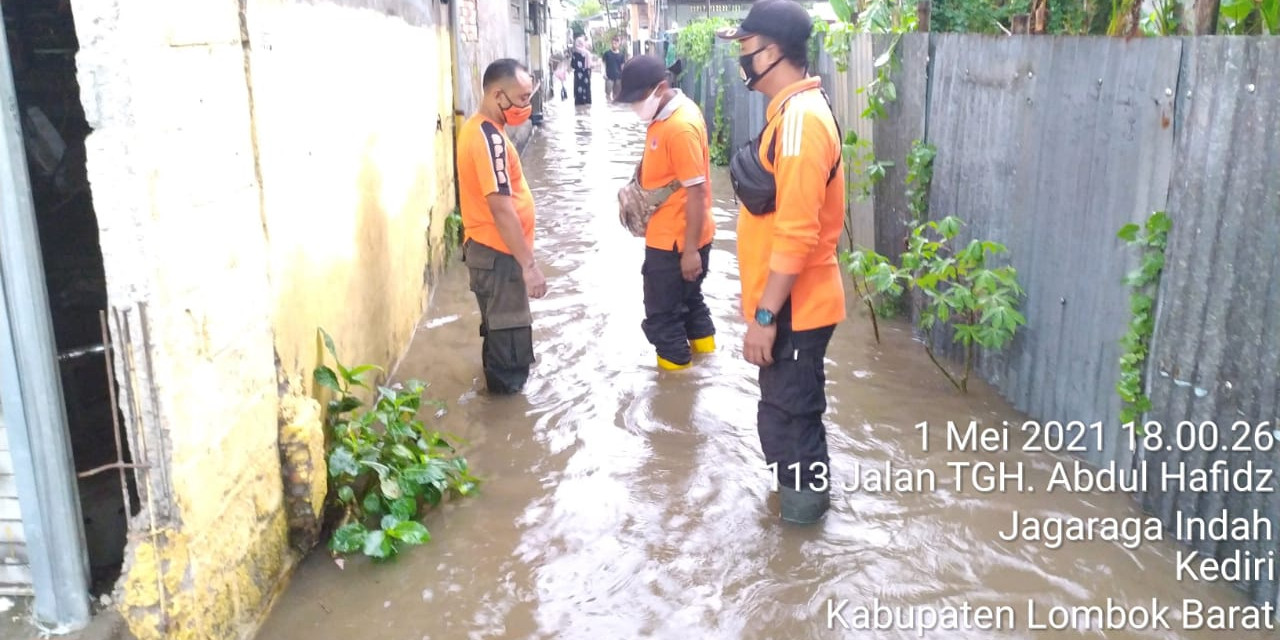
[[616, 55, 717, 371], [603, 36, 627, 102], [717, 0, 848, 524], [456, 59, 548, 394]]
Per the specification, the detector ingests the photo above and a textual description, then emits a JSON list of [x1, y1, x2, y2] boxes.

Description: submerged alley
[[253, 98, 1274, 640]]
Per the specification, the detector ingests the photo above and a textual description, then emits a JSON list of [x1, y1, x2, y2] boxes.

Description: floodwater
[[256, 88, 1275, 639]]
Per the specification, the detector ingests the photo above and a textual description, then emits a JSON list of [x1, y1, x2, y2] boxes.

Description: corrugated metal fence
[[1142, 37, 1280, 609], [681, 33, 1280, 613]]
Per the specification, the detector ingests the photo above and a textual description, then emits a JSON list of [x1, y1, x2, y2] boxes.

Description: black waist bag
[[730, 133, 780, 216], [729, 89, 843, 217]]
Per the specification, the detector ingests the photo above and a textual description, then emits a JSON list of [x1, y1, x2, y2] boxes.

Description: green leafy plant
[[675, 18, 731, 72], [905, 140, 936, 225], [315, 329, 479, 561], [710, 89, 731, 167], [444, 208, 464, 261], [859, 37, 903, 120], [1140, 0, 1181, 34], [935, 0, 1031, 33], [575, 0, 604, 19], [839, 248, 909, 342], [900, 217, 1027, 393], [843, 130, 893, 210], [812, 20, 856, 72], [857, 0, 921, 33], [1116, 211, 1171, 427], [1218, 0, 1279, 33], [1106, 0, 1143, 35]]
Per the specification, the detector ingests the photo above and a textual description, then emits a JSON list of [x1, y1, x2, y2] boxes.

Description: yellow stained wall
[[67, 0, 456, 637], [249, 0, 458, 551]]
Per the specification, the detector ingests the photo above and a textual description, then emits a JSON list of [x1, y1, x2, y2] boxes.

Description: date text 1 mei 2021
[[915, 420, 1278, 455]]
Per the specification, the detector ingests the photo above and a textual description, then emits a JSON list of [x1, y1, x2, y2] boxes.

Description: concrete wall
[[454, 0, 533, 144], [0, 400, 32, 595], [67, 0, 455, 637]]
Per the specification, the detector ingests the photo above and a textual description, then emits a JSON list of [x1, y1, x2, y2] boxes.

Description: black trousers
[[464, 240, 535, 394], [757, 302, 837, 491], [641, 243, 715, 365]]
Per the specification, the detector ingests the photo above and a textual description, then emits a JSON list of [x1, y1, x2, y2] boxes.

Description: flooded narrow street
[[256, 94, 1272, 640]]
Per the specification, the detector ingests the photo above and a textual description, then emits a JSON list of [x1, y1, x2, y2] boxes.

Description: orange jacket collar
[[766, 77, 823, 121]]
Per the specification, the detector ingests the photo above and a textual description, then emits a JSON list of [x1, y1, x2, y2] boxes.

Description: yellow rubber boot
[[690, 336, 716, 354], [657, 356, 692, 371]]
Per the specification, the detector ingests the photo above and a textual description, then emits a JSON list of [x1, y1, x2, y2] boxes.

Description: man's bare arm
[[682, 183, 708, 253]]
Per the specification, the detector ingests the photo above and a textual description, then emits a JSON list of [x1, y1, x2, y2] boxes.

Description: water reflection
[[257, 87, 1272, 640]]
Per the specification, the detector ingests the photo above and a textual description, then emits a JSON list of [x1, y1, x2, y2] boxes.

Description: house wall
[[0, 401, 32, 595], [65, 0, 456, 637], [454, 0, 534, 147]]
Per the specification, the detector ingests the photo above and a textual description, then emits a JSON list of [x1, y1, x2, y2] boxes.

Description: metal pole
[[0, 2, 92, 630]]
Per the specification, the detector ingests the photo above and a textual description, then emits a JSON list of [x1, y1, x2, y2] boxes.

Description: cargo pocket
[[465, 240, 498, 298], [486, 252, 533, 332]]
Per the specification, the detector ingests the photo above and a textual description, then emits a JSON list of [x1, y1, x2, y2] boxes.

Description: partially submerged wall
[[68, 0, 455, 637]]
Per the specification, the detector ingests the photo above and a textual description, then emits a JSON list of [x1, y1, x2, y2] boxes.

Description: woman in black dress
[[571, 36, 592, 106]]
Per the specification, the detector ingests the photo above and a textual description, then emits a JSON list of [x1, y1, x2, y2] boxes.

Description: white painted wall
[[0, 402, 32, 595]]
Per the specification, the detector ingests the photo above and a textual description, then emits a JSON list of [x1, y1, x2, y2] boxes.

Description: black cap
[[616, 55, 670, 103], [715, 0, 813, 47]]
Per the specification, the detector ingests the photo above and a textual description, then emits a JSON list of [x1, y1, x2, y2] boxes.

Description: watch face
[[755, 308, 774, 325]]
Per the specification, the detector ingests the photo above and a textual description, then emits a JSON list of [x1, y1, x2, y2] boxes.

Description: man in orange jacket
[[456, 59, 548, 394], [718, 0, 847, 524]]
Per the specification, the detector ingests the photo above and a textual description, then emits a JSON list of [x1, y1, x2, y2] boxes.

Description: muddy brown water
[[256, 93, 1274, 639]]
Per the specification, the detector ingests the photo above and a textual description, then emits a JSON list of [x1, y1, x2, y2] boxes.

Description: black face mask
[[739, 46, 784, 90]]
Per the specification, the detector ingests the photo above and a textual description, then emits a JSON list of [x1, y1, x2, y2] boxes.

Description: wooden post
[[916, 1, 932, 31], [1033, 0, 1049, 33], [1180, 0, 1221, 33], [1011, 14, 1030, 33]]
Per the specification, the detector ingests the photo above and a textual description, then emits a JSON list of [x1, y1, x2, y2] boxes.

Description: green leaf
[[363, 491, 384, 516], [390, 444, 417, 461], [391, 497, 418, 521], [1131, 294, 1153, 316], [937, 216, 962, 239], [362, 529, 394, 559], [381, 475, 403, 500], [1146, 211, 1172, 235], [319, 328, 338, 360], [402, 462, 448, 486], [397, 474, 422, 498], [329, 395, 362, 415], [328, 446, 359, 477], [422, 484, 444, 507], [453, 480, 478, 497], [315, 366, 342, 392], [380, 514, 402, 532], [1134, 395, 1153, 413], [337, 486, 356, 504], [1117, 223, 1140, 243], [389, 520, 431, 545], [830, 0, 854, 24], [330, 522, 367, 554]]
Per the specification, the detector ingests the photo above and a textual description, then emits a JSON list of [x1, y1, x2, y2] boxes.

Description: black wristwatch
[[755, 307, 776, 327]]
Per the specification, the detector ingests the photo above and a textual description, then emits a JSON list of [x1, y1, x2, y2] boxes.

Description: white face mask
[[632, 86, 664, 121]]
